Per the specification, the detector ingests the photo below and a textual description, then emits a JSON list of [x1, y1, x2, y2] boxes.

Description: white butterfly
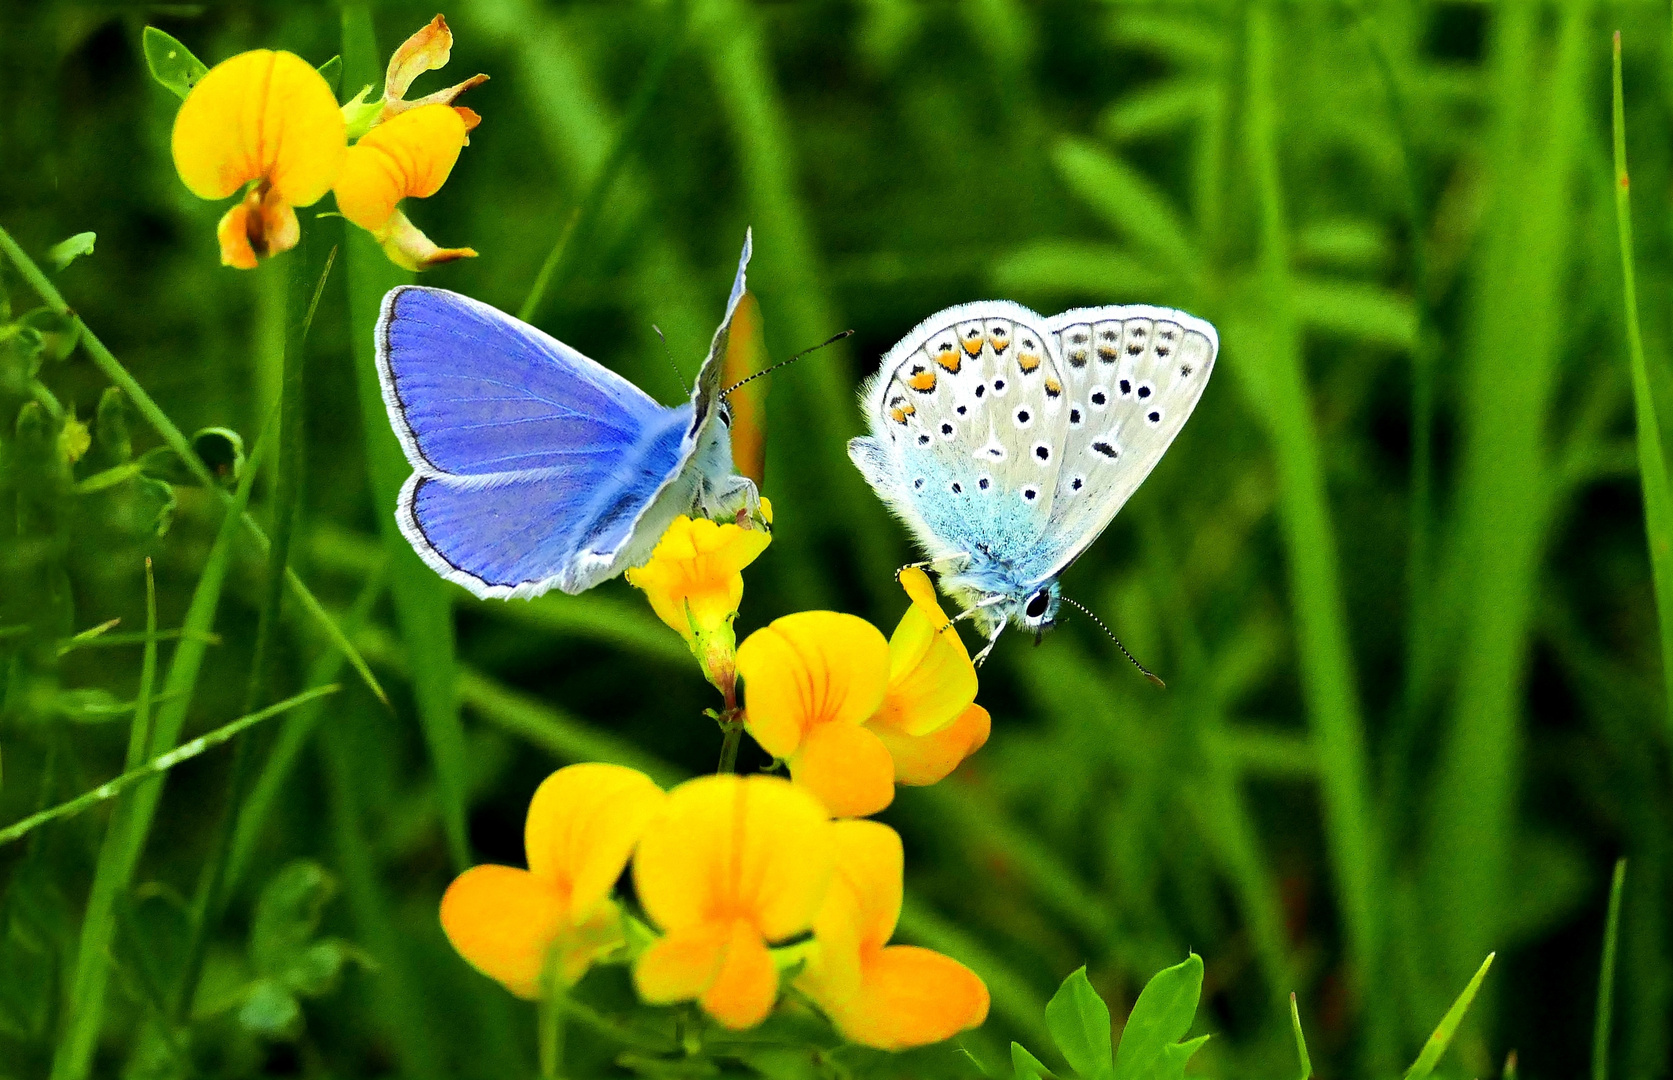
[[849, 302, 1218, 664]]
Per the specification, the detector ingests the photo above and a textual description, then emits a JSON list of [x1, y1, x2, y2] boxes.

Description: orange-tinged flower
[[170, 50, 346, 268], [864, 568, 987, 785], [737, 612, 896, 817], [632, 775, 834, 1029], [798, 820, 989, 1049], [626, 502, 772, 693], [440, 763, 664, 997], [375, 14, 487, 132], [335, 103, 476, 271]]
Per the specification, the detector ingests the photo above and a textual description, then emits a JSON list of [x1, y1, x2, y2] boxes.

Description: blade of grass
[[341, 5, 470, 872], [0, 222, 385, 706], [1593, 859, 1627, 1080], [519, 0, 689, 323], [1611, 30, 1673, 734], [1291, 993, 1314, 1080], [1404, 953, 1495, 1080], [1242, 2, 1385, 1061], [50, 419, 271, 1080], [174, 241, 336, 1021], [0, 686, 339, 847], [1425, 2, 1589, 1000]]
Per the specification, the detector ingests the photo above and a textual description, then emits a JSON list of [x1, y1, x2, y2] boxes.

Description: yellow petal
[[699, 920, 780, 1029], [827, 945, 990, 1050], [634, 922, 729, 1005], [384, 14, 454, 103], [371, 209, 477, 272], [626, 515, 771, 642], [523, 763, 665, 923], [736, 612, 890, 761], [633, 774, 834, 942], [334, 103, 468, 232], [215, 202, 259, 270], [790, 721, 895, 818], [439, 865, 564, 1000], [872, 703, 990, 786], [873, 589, 977, 738], [553, 900, 629, 986], [897, 567, 945, 623], [172, 50, 345, 206], [799, 821, 902, 1008]]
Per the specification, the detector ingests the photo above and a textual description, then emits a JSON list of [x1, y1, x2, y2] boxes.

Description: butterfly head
[[1018, 580, 1062, 634]]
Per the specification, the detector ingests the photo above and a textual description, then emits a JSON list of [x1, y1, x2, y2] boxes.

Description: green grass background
[[2, 1, 1671, 1077]]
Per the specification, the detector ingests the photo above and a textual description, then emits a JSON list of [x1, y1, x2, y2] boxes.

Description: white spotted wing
[[852, 301, 1070, 564], [1040, 305, 1217, 576]]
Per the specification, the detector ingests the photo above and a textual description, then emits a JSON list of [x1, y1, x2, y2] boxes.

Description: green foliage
[[141, 28, 207, 100], [237, 860, 363, 1040], [45, 233, 94, 273], [1017, 958, 1206, 1080]]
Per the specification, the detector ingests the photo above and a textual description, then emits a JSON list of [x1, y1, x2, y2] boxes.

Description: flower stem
[[717, 719, 744, 774]]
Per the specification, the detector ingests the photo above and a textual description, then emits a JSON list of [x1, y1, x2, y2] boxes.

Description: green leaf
[[1099, 79, 1214, 141], [93, 387, 131, 465], [238, 978, 302, 1040], [142, 28, 209, 100], [250, 861, 337, 980], [1051, 139, 1200, 279], [1011, 1042, 1055, 1080], [1404, 953, 1494, 1080], [46, 233, 95, 272], [1045, 967, 1113, 1078], [1112, 954, 1203, 1080], [1289, 994, 1313, 1080], [316, 55, 342, 95]]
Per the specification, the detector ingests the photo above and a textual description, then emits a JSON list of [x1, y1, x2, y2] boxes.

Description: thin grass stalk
[[49, 415, 272, 1080], [1611, 30, 1673, 735], [519, 0, 689, 324], [0, 222, 385, 704], [1593, 859, 1627, 1080], [1242, 1, 1385, 1062], [341, 4, 471, 871], [173, 241, 336, 1021]]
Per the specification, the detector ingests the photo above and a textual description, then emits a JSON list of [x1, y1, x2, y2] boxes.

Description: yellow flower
[[439, 764, 665, 997], [798, 820, 989, 1049], [626, 501, 773, 694], [736, 571, 987, 817], [632, 775, 834, 1029], [737, 612, 897, 818], [335, 103, 476, 271], [170, 50, 346, 269]]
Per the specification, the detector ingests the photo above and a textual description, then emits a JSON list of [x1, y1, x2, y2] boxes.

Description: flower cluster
[[441, 766, 989, 1048], [168, 16, 482, 270], [443, 510, 995, 1052]]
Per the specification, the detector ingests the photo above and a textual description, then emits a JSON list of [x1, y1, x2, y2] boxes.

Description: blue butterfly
[[375, 231, 764, 599], [850, 301, 1218, 664]]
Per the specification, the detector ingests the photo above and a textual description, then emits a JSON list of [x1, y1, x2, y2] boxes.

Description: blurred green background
[[3, 1, 1672, 1077]]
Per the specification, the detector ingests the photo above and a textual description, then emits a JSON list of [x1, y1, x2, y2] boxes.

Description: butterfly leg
[[971, 624, 1006, 668], [701, 473, 768, 532]]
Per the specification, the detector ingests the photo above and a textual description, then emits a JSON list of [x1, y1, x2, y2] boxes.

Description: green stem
[[0, 222, 385, 706], [717, 719, 744, 774], [519, 0, 689, 323], [0, 686, 338, 848], [539, 977, 568, 1080], [1593, 859, 1627, 1080]]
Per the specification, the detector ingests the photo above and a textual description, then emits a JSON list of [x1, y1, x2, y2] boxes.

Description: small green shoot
[[46, 232, 95, 272], [1014, 955, 1207, 1080]]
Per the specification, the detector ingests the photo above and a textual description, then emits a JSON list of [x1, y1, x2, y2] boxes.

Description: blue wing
[[376, 287, 694, 598]]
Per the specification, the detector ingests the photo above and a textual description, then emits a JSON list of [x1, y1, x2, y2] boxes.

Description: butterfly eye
[[718, 403, 732, 427], [1025, 591, 1050, 619]]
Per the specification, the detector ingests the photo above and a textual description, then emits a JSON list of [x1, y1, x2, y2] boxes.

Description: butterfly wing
[[851, 301, 1069, 576], [720, 290, 769, 486], [1034, 305, 1218, 577], [377, 286, 695, 598]]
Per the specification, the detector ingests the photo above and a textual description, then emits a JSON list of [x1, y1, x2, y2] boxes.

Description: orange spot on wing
[[934, 348, 962, 374], [1018, 352, 1041, 373], [1044, 376, 1062, 397], [961, 336, 983, 356], [908, 369, 937, 392]]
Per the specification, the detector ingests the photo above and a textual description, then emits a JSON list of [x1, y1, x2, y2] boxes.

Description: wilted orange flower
[[632, 775, 834, 1029], [371, 14, 486, 132], [798, 820, 989, 1049], [626, 501, 772, 694], [440, 764, 664, 997], [170, 50, 346, 268], [736, 571, 986, 817]]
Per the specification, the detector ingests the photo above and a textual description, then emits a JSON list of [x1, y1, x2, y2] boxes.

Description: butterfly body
[[850, 300, 1217, 653], [377, 233, 761, 599]]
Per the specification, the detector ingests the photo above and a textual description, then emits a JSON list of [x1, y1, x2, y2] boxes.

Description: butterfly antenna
[[1059, 596, 1166, 689], [722, 329, 854, 397], [652, 325, 685, 392]]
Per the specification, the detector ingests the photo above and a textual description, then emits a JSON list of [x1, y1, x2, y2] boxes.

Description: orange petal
[[699, 920, 780, 1029], [334, 103, 468, 233], [829, 945, 990, 1050], [384, 15, 454, 102], [524, 763, 665, 922], [215, 203, 258, 270], [799, 821, 902, 1008], [873, 592, 977, 738], [633, 775, 834, 942], [871, 703, 991, 786], [791, 722, 895, 818], [634, 922, 729, 1005], [737, 612, 890, 761], [172, 50, 345, 206], [439, 865, 564, 1000]]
